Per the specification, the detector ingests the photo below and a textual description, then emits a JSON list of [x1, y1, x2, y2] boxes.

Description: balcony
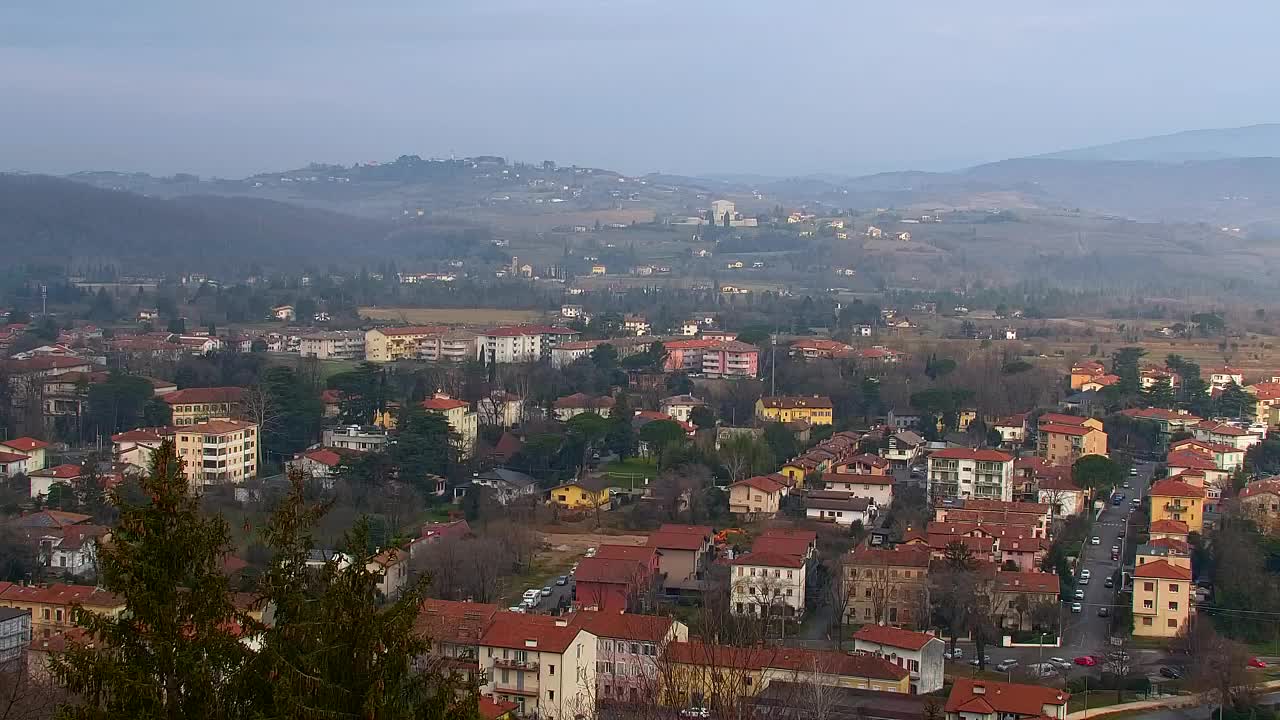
[[492, 679, 539, 697], [1164, 504, 1187, 512], [493, 658, 539, 671]]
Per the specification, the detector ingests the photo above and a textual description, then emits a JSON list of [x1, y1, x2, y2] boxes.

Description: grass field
[[358, 307, 545, 325]]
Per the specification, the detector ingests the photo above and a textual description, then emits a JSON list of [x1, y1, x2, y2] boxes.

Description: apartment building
[[422, 394, 478, 458], [843, 545, 931, 627], [573, 612, 687, 704], [0, 582, 123, 636], [479, 325, 579, 365], [478, 614, 598, 719], [322, 425, 389, 453], [945, 678, 1069, 720], [298, 330, 366, 360], [162, 387, 245, 426], [702, 340, 759, 378], [174, 419, 258, 488], [926, 449, 1015, 502], [1132, 559, 1192, 638], [364, 326, 447, 362], [1148, 477, 1206, 533], [852, 625, 946, 694], [755, 395, 834, 425], [730, 552, 807, 619], [417, 330, 480, 363], [0, 608, 31, 667], [1240, 478, 1280, 534], [1037, 420, 1107, 466]]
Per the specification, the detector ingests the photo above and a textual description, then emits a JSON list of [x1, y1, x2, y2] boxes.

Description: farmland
[[358, 307, 546, 325]]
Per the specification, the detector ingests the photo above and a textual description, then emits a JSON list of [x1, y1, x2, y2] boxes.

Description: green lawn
[[601, 458, 658, 489], [1068, 692, 1130, 714]]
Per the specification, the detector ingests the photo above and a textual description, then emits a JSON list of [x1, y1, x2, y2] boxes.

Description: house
[[1132, 560, 1193, 638], [728, 475, 788, 518], [0, 582, 123, 634], [1149, 478, 1206, 533], [571, 611, 687, 703], [415, 599, 501, 683], [852, 625, 945, 694], [1192, 420, 1260, 451], [173, 419, 259, 488], [322, 425, 388, 453], [1149, 518, 1191, 542], [289, 447, 362, 488], [467, 468, 538, 505], [28, 464, 84, 500], [367, 545, 411, 599], [932, 499, 1053, 539], [478, 697, 518, 720], [573, 549, 658, 612], [553, 393, 615, 421], [560, 304, 583, 319], [944, 678, 1069, 720], [422, 393, 479, 458], [884, 431, 925, 468], [886, 409, 921, 431], [843, 545, 932, 627], [1240, 478, 1280, 534], [40, 524, 109, 577], [991, 415, 1027, 447], [622, 314, 651, 336], [835, 454, 891, 476], [162, 386, 246, 426], [659, 395, 706, 423], [647, 524, 715, 594], [1036, 420, 1107, 466], [110, 428, 176, 468], [755, 396, 834, 426], [927, 449, 1015, 502], [790, 338, 853, 360], [476, 613, 598, 719], [0, 452, 28, 478], [1080, 374, 1121, 392], [992, 571, 1060, 630], [821, 473, 894, 507], [805, 491, 877, 526], [271, 305, 296, 321], [549, 476, 612, 511], [0, 437, 48, 472], [1166, 451, 1228, 495], [1170, 437, 1245, 472], [1210, 366, 1244, 392], [1035, 473, 1085, 517], [477, 392, 524, 428]]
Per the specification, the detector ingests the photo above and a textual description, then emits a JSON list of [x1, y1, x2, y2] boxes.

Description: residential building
[[1149, 518, 1192, 542], [1069, 361, 1107, 390], [0, 607, 31, 667], [549, 476, 612, 511], [843, 545, 931, 627], [991, 415, 1027, 447], [805, 491, 877, 527], [647, 524, 715, 595], [572, 548, 658, 612], [622, 314, 651, 336], [884, 431, 925, 468], [820, 472, 895, 507], [728, 475, 788, 518], [1148, 478, 1206, 533], [0, 452, 28, 478], [661, 339, 719, 372], [993, 571, 1060, 630], [659, 395, 706, 423], [1035, 473, 1085, 517], [834, 453, 891, 476], [552, 393, 615, 421], [702, 340, 760, 378], [364, 326, 447, 362], [572, 612, 687, 704], [927, 449, 1015, 502], [1210, 366, 1244, 392], [173, 419, 259, 488], [467, 468, 538, 505], [367, 545, 411, 599], [477, 392, 524, 428], [789, 338, 853, 360], [322, 425, 388, 453], [755, 395, 834, 426], [0, 582, 123, 635], [415, 599, 501, 684], [852, 625, 945, 694], [420, 330, 481, 363], [162, 386, 246, 426], [479, 325, 579, 364], [1239, 478, 1280, 534], [289, 447, 362, 488], [1193, 420, 1261, 451], [0, 437, 48, 472], [1132, 559, 1193, 638], [298, 330, 365, 360], [422, 393, 479, 458], [1037, 422, 1107, 466], [944, 678, 1069, 720], [28, 464, 84, 500], [477, 614, 598, 719], [40, 523, 107, 577], [1170, 438, 1245, 472]]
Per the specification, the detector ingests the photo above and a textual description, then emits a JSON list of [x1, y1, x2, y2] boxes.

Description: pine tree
[[1141, 377, 1176, 409], [246, 471, 477, 720], [52, 440, 251, 720]]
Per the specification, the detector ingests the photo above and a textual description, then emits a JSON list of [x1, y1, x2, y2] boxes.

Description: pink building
[[702, 340, 759, 378], [661, 339, 719, 372]]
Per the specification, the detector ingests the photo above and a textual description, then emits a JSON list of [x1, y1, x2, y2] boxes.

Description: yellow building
[[421, 394, 478, 459], [1132, 559, 1192, 638], [364, 326, 445, 362], [755, 396, 834, 426], [0, 582, 123, 635], [162, 387, 245, 426], [174, 419, 259, 489], [1148, 478, 1206, 533], [550, 477, 612, 510]]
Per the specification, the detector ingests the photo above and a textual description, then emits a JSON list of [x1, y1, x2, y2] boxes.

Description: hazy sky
[[4, 1, 1278, 178]]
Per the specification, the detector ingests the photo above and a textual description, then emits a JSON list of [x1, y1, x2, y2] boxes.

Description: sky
[[4, 0, 1280, 179]]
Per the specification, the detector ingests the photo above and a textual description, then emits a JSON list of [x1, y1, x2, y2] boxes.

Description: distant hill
[[1036, 124, 1280, 163], [0, 174, 505, 273]]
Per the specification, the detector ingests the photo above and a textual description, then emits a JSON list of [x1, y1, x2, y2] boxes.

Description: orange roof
[[730, 475, 787, 494], [185, 419, 255, 434], [0, 451, 28, 464], [852, 624, 939, 651], [946, 678, 1068, 715], [31, 464, 83, 479], [1038, 413, 1090, 426], [479, 613, 586, 653], [0, 437, 49, 452], [0, 582, 121, 608], [111, 427, 174, 443], [574, 556, 649, 585], [1148, 479, 1206, 499], [1038, 423, 1097, 437], [416, 599, 502, 646], [647, 532, 706, 551], [993, 571, 1060, 594], [422, 396, 469, 411], [1133, 559, 1192, 580], [730, 551, 805, 569], [162, 387, 245, 405], [929, 448, 1013, 462], [1146, 537, 1192, 554], [752, 535, 812, 559], [1240, 478, 1280, 500], [300, 448, 344, 467], [1171, 438, 1241, 454], [767, 647, 908, 681], [1195, 421, 1250, 437], [570, 611, 674, 642], [849, 545, 931, 568], [1148, 519, 1191, 534], [552, 393, 615, 410], [1166, 451, 1218, 471], [478, 696, 518, 720]]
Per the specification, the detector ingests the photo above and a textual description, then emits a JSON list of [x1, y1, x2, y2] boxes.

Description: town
[[0, 273, 1278, 720]]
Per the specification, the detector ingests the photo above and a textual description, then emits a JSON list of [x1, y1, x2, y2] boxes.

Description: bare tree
[[718, 435, 774, 483], [240, 380, 281, 470], [0, 661, 67, 720], [1190, 621, 1259, 715]]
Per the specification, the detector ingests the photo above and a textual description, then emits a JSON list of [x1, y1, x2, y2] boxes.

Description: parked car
[[1071, 602, 1083, 613], [556, 575, 569, 586], [1074, 590, 1085, 600], [1249, 657, 1269, 668], [1160, 666, 1185, 679], [540, 586, 552, 597], [1081, 569, 1092, 579], [995, 659, 1018, 672], [1049, 657, 1073, 669], [1027, 662, 1057, 677], [508, 606, 526, 613], [1104, 577, 1114, 588], [1091, 536, 1101, 545], [968, 655, 993, 667], [944, 648, 964, 660], [1075, 656, 1098, 666]]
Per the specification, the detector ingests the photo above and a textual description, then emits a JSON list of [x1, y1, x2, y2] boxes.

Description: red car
[[1074, 656, 1098, 666], [1248, 657, 1268, 669]]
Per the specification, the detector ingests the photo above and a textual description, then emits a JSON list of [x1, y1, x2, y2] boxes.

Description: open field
[[359, 307, 546, 325]]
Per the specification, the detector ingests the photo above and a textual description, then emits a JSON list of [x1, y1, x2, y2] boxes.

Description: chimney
[[973, 685, 986, 695], [555, 618, 569, 627]]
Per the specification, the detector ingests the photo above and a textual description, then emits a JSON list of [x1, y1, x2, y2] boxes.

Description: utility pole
[[770, 327, 777, 397]]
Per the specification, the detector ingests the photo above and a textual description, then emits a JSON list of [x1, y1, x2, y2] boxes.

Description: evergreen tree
[[246, 472, 477, 720], [1216, 381, 1254, 420], [1111, 346, 1146, 395], [1141, 377, 1176, 409], [51, 441, 251, 720]]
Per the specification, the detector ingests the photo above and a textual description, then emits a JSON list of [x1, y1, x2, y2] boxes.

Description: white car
[[1071, 602, 1083, 613], [1091, 536, 1101, 545], [1074, 590, 1085, 600], [1081, 569, 1092, 579], [523, 589, 541, 601], [1049, 657, 1072, 669]]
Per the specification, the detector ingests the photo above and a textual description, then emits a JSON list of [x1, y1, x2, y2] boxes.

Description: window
[[1143, 617, 1153, 626], [548, 690, 555, 701], [1169, 602, 1179, 611], [42, 609, 49, 620], [631, 643, 640, 654], [1143, 600, 1154, 609], [1169, 584, 1179, 592], [1143, 582, 1154, 592], [1168, 619, 1178, 628], [548, 664, 555, 676], [55, 609, 63, 622], [786, 570, 793, 579]]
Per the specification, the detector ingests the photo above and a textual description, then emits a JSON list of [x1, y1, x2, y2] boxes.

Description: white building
[[478, 614, 598, 719], [659, 395, 706, 423], [804, 491, 877, 526], [479, 325, 579, 364], [477, 392, 524, 428], [820, 473, 895, 507], [729, 552, 807, 619], [927, 448, 1015, 502], [852, 625, 946, 694], [298, 330, 366, 360], [322, 426, 389, 453]]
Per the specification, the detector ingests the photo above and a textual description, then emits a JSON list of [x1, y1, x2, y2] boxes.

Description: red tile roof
[[1148, 479, 1206, 499], [110, 427, 174, 443], [731, 551, 806, 569], [1171, 438, 1241, 455], [852, 624, 939, 651], [416, 599, 502, 646], [1148, 519, 1191, 534], [993, 571, 1060, 594], [594, 545, 657, 563], [1145, 537, 1192, 554], [553, 393, 615, 410], [422, 397, 469, 411], [849, 545, 932, 568], [1038, 413, 1090, 426], [769, 647, 909, 681], [300, 448, 344, 467], [1038, 423, 1097, 437], [1240, 478, 1280, 500], [570, 611, 674, 642], [1194, 421, 1250, 437], [31, 464, 83, 479], [730, 475, 787, 494], [185, 419, 255, 434], [478, 696, 518, 720], [478, 613, 586, 653], [946, 678, 1068, 716], [0, 437, 48, 452], [0, 451, 29, 464], [1166, 451, 1218, 471], [759, 528, 818, 544], [0, 582, 121, 608], [574, 557, 649, 585], [162, 387, 245, 405], [1134, 559, 1193, 580], [929, 448, 1013, 462]]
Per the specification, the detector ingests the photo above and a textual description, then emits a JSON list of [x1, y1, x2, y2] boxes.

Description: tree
[[246, 472, 476, 720], [590, 343, 618, 369], [1141, 377, 1176, 409], [689, 405, 716, 429], [1111, 347, 1146, 395], [639, 419, 687, 461], [329, 362, 386, 425], [85, 373, 157, 439], [762, 422, 798, 461], [1072, 454, 1122, 493], [392, 405, 456, 489], [943, 540, 976, 571], [51, 440, 251, 719], [1216, 382, 1253, 420], [718, 434, 775, 482]]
